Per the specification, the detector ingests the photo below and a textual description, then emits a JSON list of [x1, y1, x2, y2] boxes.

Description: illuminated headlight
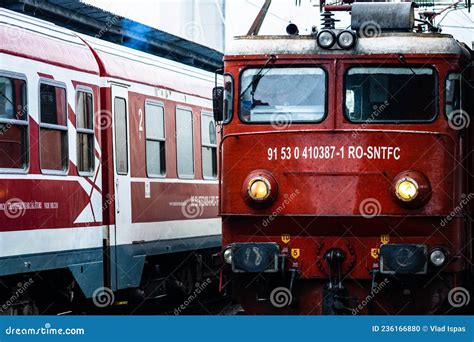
[[395, 177, 419, 202], [248, 177, 271, 201], [223, 247, 232, 264], [337, 30, 356, 49], [430, 249, 446, 267], [317, 30, 336, 49]]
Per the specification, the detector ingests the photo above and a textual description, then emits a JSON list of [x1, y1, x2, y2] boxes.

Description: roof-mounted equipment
[[351, 2, 415, 33]]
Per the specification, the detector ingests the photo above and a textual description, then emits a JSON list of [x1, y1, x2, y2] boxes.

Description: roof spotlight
[[316, 29, 336, 49], [337, 30, 356, 49]]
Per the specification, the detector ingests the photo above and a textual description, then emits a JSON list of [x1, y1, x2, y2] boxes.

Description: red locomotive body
[[217, 3, 473, 314]]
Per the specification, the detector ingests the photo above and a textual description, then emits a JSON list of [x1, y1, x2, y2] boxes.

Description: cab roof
[[226, 33, 471, 59]]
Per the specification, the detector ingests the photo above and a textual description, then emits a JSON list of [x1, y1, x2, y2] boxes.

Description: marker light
[[337, 30, 356, 49], [317, 30, 336, 49], [395, 177, 419, 202], [430, 249, 446, 267], [248, 178, 270, 201], [223, 247, 232, 264]]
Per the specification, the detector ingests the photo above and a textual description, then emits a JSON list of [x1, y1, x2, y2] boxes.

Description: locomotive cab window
[[145, 101, 166, 177], [240, 67, 326, 123], [445, 73, 462, 115], [0, 74, 28, 171], [39, 82, 68, 173], [345, 67, 437, 123], [201, 111, 217, 179], [76, 90, 94, 175], [176, 107, 194, 178], [223, 74, 233, 123]]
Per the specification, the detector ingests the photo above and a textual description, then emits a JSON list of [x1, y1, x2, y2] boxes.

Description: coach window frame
[[114, 96, 128, 175], [38, 78, 69, 175], [201, 110, 217, 179], [0, 70, 29, 174], [144, 99, 166, 178], [175, 105, 194, 179], [75, 86, 95, 177], [342, 64, 439, 124], [237, 65, 329, 124]]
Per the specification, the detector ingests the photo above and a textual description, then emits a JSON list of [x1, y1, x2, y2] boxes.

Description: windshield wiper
[[0, 90, 14, 107], [239, 55, 277, 100], [398, 54, 417, 75]]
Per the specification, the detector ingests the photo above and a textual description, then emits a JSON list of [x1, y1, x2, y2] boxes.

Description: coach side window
[[0, 75, 28, 170], [201, 111, 217, 179], [114, 97, 128, 175], [76, 90, 94, 174], [145, 101, 166, 177], [176, 107, 194, 178], [39, 82, 68, 173]]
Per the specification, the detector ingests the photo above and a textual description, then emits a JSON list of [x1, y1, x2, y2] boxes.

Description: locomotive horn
[[286, 23, 299, 35]]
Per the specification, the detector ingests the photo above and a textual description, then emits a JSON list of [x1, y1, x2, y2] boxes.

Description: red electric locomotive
[[214, 2, 474, 314]]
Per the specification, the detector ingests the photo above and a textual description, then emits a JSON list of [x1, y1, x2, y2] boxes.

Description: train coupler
[[322, 248, 353, 314]]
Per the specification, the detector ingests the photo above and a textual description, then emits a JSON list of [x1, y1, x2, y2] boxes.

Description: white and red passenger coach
[[0, 8, 220, 311]]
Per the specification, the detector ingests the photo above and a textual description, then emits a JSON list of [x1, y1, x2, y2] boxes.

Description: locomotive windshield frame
[[238, 65, 328, 124], [343, 65, 438, 123]]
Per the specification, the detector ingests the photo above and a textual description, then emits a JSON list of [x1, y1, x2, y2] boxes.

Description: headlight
[[317, 30, 336, 49], [337, 30, 356, 49], [248, 177, 270, 201], [392, 171, 431, 208], [223, 247, 232, 264], [430, 249, 446, 267], [395, 177, 419, 202], [242, 170, 278, 207]]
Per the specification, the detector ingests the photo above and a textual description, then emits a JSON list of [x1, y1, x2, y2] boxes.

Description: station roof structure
[[0, 0, 223, 72]]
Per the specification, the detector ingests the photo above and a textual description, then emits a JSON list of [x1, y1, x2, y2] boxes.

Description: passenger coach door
[[111, 84, 131, 289]]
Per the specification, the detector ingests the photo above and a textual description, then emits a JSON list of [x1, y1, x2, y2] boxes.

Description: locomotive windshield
[[345, 67, 437, 123], [239, 67, 326, 123]]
